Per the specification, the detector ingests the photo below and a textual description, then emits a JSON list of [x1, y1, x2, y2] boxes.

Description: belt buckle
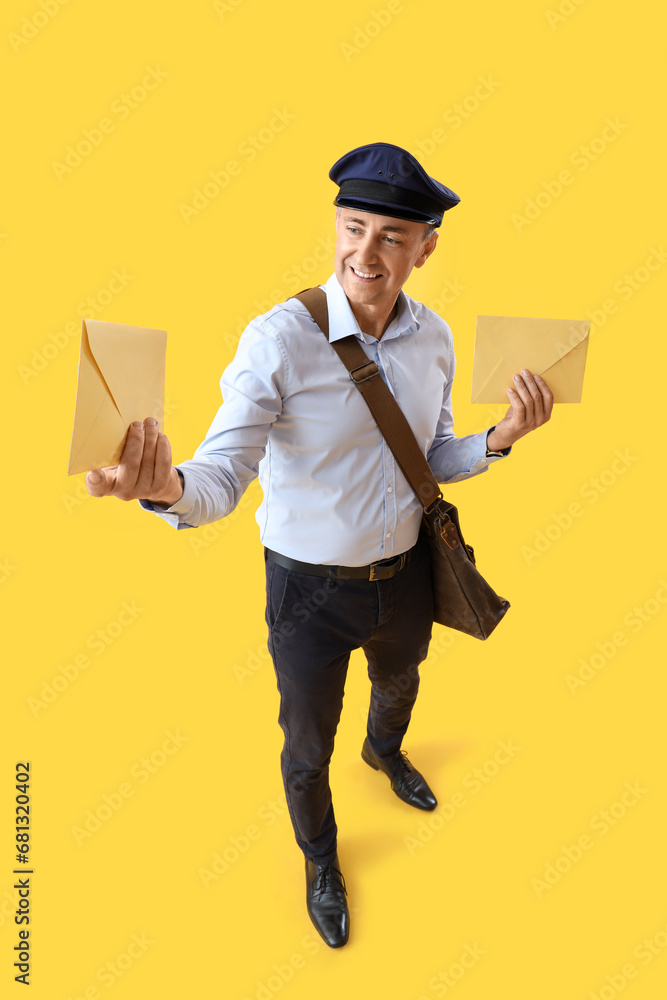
[[368, 553, 406, 581]]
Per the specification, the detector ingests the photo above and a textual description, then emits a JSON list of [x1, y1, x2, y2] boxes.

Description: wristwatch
[[485, 427, 511, 458]]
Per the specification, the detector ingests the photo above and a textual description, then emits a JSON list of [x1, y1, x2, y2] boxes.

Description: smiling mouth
[[350, 266, 382, 280]]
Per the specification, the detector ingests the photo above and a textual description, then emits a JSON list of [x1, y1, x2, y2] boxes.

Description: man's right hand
[[85, 417, 183, 509]]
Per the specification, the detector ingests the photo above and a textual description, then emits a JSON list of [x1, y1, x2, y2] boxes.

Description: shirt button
[[387, 487, 392, 493], [386, 532, 391, 538]]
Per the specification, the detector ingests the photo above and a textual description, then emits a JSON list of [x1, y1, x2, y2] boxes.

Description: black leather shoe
[[361, 738, 437, 810], [305, 855, 349, 948]]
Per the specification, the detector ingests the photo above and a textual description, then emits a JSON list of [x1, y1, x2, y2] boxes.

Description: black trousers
[[265, 531, 434, 865]]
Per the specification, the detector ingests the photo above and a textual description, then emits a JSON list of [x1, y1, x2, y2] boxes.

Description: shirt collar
[[323, 273, 419, 344]]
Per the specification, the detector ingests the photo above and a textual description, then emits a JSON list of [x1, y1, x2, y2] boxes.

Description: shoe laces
[[393, 751, 424, 790], [313, 864, 347, 898]]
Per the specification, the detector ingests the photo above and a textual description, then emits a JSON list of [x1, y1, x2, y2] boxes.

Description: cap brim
[[334, 195, 441, 226]]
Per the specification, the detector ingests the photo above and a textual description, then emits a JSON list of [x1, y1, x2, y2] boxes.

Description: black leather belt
[[265, 546, 412, 581]]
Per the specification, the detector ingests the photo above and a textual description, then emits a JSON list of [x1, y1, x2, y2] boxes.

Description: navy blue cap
[[329, 142, 460, 226]]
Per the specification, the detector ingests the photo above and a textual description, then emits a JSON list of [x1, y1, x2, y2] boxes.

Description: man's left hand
[[486, 369, 554, 452]]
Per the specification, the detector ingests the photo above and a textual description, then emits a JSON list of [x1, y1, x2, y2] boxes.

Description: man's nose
[[355, 234, 379, 264]]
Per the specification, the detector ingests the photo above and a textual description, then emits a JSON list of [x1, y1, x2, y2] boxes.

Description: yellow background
[[2, 0, 666, 996]]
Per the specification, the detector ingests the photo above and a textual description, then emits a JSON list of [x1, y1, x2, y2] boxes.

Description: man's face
[[334, 207, 438, 312]]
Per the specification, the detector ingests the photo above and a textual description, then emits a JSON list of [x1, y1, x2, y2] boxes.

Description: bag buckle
[[349, 361, 380, 384], [424, 493, 444, 516], [440, 519, 460, 550]]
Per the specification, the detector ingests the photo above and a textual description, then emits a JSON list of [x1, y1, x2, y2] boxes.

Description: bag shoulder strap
[[294, 286, 443, 511]]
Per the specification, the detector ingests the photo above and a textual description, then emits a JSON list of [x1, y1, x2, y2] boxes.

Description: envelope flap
[[84, 319, 167, 423], [476, 315, 590, 373]]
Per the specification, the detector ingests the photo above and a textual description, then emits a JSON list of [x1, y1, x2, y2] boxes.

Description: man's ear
[[415, 230, 439, 269]]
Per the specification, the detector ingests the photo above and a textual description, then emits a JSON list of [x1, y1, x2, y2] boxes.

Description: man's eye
[[347, 227, 361, 234], [384, 237, 399, 245]]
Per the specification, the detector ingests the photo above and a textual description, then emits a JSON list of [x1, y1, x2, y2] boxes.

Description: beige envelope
[[67, 318, 167, 475], [471, 315, 590, 404]]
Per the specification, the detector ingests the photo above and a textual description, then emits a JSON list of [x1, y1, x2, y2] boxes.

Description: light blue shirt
[[141, 273, 508, 565]]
